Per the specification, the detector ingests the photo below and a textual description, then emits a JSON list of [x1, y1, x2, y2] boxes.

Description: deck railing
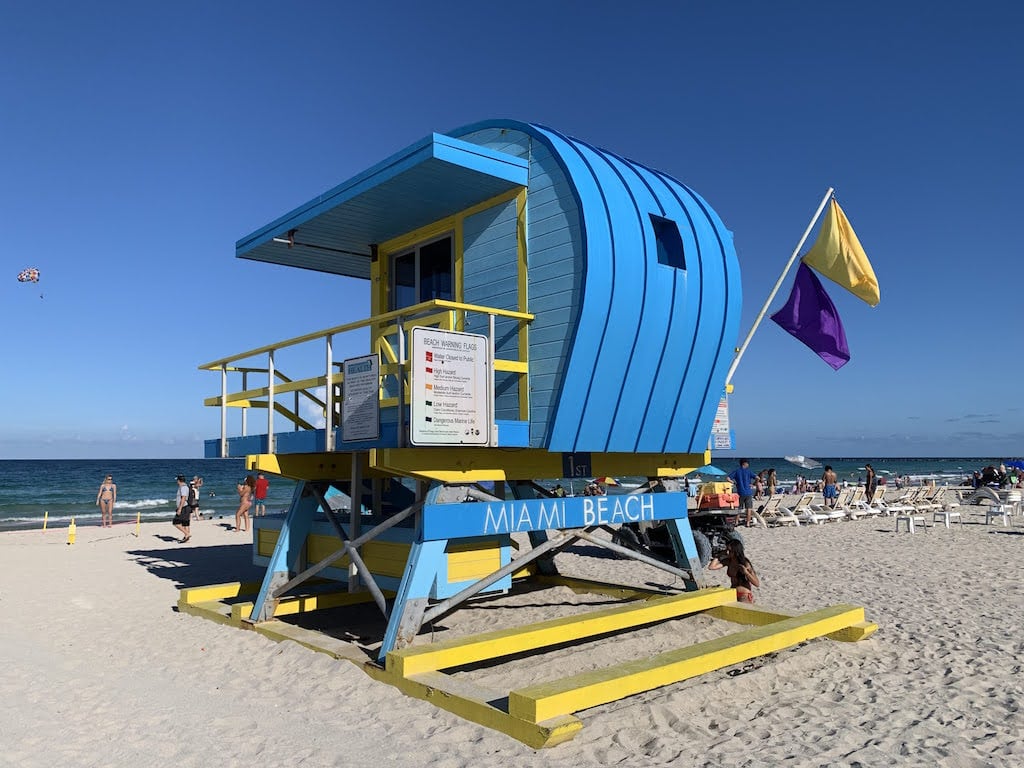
[[200, 299, 534, 456]]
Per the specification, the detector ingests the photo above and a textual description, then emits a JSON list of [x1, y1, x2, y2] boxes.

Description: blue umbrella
[[695, 464, 728, 476], [1005, 460, 1024, 471]]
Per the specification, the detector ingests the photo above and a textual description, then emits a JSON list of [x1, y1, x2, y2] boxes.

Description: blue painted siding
[[453, 121, 740, 455], [458, 126, 584, 448], [462, 198, 520, 421]]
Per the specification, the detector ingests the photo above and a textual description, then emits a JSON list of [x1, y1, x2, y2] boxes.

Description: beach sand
[[2, 499, 1023, 767]]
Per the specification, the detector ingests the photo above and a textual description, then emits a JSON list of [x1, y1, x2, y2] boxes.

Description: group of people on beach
[[95, 471, 270, 543]]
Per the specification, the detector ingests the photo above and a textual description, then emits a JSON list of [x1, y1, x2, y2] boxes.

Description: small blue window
[[650, 215, 685, 270]]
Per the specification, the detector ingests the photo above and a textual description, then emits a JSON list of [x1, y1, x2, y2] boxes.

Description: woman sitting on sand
[[235, 475, 256, 532], [709, 538, 759, 603], [96, 475, 117, 528]]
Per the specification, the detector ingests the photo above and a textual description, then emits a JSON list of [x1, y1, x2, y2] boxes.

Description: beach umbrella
[[1004, 460, 1024, 470], [784, 455, 822, 470], [694, 465, 728, 476], [592, 476, 620, 486]]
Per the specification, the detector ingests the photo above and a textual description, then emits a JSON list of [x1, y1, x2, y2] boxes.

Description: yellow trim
[[386, 588, 736, 678], [516, 188, 530, 421], [507, 604, 867, 723], [372, 447, 709, 483]]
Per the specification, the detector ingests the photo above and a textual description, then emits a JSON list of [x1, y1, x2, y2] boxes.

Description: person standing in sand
[[172, 475, 191, 543], [709, 538, 759, 603], [235, 475, 255, 532], [822, 465, 839, 508], [864, 463, 878, 503], [728, 458, 756, 527], [96, 475, 117, 528], [253, 473, 269, 517]]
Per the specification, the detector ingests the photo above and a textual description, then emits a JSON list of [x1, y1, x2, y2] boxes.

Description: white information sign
[[711, 396, 730, 435], [341, 354, 380, 441], [410, 327, 491, 446]]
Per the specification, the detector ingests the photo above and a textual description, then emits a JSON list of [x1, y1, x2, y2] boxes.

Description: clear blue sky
[[2, 2, 1020, 459]]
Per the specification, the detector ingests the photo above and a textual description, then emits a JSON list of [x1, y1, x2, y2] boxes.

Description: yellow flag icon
[[801, 199, 880, 306]]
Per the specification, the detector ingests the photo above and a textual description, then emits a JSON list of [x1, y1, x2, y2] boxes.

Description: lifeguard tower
[[183, 120, 875, 746]]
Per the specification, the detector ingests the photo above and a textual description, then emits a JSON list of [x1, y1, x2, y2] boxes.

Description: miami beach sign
[[421, 493, 688, 540], [410, 327, 491, 446]]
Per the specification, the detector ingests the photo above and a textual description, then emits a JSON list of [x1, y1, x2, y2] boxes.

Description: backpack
[[187, 484, 198, 507]]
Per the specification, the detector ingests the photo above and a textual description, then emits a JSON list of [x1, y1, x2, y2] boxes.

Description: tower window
[[650, 215, 685, 270]]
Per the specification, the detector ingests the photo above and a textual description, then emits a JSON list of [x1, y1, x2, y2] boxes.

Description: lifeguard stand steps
[[188, 119, 877, 747]]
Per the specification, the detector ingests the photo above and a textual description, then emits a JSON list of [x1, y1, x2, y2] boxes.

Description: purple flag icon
[[770, 263, 850, 370]]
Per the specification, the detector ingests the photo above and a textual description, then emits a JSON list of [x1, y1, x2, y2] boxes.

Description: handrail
[[199, 299, 534, 370], [203, 299, 535, 454]]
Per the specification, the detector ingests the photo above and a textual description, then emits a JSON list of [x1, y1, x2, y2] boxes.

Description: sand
[[2, 498, 1023, 767]]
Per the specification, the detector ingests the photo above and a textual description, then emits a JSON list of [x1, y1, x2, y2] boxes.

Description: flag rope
[[724, 186, 834, 386]]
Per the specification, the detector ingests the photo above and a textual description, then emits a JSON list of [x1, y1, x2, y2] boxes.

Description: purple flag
[[770, 263, 850, 370]]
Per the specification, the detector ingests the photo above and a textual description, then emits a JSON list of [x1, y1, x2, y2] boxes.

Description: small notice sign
[[410, 327, 491, 446], [342, 354, 380, 441]]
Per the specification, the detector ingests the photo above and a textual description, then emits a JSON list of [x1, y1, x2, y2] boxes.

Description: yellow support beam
[[507, 604, 867, 723], [364, 668, 583, 749], [231, 589, 388, 623], [371, 448, 711, 483], [706, 602, 878, 642], [386, 588, 736, 677]]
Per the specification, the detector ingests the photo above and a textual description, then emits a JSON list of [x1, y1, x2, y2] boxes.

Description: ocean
[[0, 458, 296, 532], [0, 456, 1008, 532]]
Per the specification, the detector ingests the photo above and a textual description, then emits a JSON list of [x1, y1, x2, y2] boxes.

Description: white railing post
[[267, 350, 275, 454], [220, 365, 228, 458], [325, 334, 334, 451], [489, 312, 496, 446], [241, 371, 248, 437], [397, 318, 406, 448]]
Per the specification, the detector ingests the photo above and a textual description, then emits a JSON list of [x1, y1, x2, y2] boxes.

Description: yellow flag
[[801, 199, 879, 306]]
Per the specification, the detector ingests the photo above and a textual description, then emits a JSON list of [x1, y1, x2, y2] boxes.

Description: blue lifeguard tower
[[186, 120, 875, 747]]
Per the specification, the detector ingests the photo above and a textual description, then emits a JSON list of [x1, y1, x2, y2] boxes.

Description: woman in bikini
[[235, 475, 256, 532], [96, 475, 117, 528], [709, 538, 760, 603]]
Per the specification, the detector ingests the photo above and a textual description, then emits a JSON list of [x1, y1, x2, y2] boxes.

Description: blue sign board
[[421, 493, 688, 541], [561, 452, 592, 479]]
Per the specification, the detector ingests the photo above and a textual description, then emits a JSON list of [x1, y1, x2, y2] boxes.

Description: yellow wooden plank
[[707, 603, 878, 642], [387, 587, 736, 677], [508, 604, 866, 723], [532, 574, 673, 601], [364, 667, 583, 749], [446, 540, 502, 583], [231, 589, 386, 622], [372, 447, 710, 482], [177, 581, 260, 606]]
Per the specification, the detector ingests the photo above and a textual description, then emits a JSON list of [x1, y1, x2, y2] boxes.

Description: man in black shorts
[[172, 474, 191, 543], [728, 459, 757, 527]]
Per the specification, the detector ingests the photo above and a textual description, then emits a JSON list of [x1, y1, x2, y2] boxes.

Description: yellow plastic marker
[[134, 510, 141, 537], [67, 518, 76, 545], [43, 511, 48, 532]]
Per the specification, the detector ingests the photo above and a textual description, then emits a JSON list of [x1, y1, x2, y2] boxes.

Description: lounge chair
[[843, 487, 876, 520], [757, 497, 800, 527], [805, 489, 849, 523], [793, 492, 833, 525], [778, 492, 820, 524]]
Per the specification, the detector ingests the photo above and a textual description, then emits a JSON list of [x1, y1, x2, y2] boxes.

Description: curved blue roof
[[452, 121, 741, 454]]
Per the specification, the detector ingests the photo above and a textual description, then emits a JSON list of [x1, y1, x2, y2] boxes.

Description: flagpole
[[725, 186, 834, 386]]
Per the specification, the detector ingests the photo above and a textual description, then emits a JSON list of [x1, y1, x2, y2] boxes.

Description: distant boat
[[785, 455, 822, 470]]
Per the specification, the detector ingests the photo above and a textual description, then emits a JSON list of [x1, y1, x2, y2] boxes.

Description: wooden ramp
[[177, 578, 877, 748]]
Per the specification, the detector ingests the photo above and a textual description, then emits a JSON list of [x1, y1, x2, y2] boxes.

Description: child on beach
[[709, 538, 759, 603]]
